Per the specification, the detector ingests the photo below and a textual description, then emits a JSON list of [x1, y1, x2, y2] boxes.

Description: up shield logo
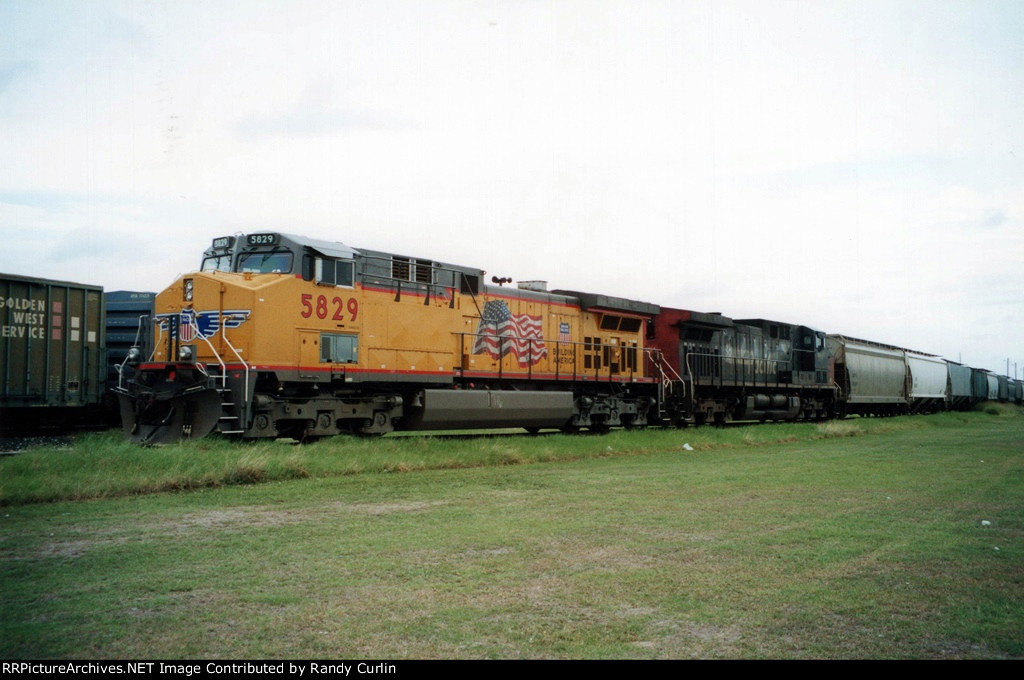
[[155, 309, 252, 341]]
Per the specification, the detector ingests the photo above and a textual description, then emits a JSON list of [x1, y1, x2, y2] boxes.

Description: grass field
[[1, 407, 1022, 658]]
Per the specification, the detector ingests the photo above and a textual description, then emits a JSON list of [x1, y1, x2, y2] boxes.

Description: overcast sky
[[2, 0, 1021, 375]]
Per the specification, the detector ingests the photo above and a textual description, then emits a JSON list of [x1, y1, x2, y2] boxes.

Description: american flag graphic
[[178, 309, 196, 342], [473, 300, 547, 366]]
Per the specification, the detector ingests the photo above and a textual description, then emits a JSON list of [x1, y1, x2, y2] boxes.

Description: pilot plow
[[118, 366, 223, 445]]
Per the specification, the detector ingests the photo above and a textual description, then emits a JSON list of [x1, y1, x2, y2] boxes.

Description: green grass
[[0, 410, 970, 506], [1, 406, 1022, 658]]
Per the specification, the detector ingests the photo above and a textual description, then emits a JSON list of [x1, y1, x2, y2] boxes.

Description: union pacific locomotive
[[116, 232, 1020, 444], [117, 233, 667, 443]]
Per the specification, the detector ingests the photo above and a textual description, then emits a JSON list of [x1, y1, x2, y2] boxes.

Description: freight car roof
[[1, 272, 104, 291], [828, 334, 942, 358]]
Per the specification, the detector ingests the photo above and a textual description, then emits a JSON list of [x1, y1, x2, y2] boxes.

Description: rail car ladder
[[202, 365, 245, 435], [649, 350, 686, 418]]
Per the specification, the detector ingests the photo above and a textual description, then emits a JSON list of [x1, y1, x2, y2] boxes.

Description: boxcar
[[0, 273, 106, 432]]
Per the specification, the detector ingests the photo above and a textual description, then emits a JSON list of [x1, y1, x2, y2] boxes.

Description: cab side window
[[316, 258, 354, 287]]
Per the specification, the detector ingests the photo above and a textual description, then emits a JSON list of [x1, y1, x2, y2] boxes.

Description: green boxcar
[[0, 273, 106, 432]]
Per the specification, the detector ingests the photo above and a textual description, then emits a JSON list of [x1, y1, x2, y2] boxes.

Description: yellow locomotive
[[118, 233, 665, 443]]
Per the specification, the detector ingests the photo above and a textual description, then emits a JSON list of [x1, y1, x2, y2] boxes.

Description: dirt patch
[[20, 500, 449, 560], [30, 536, 130, 559], [338, 500, 447, 516]]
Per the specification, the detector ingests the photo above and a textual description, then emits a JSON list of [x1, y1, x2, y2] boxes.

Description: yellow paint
[[151, 271, 650, 381]]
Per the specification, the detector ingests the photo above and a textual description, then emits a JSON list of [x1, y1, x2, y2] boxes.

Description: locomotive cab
[[200, 235, 236, 272]]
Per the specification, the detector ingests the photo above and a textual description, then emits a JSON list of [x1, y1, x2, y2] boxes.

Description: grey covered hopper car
[[828, 336, 909, 416]]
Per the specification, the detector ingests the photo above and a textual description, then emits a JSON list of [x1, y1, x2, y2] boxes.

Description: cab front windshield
[[237, 250, 293, 274], [202, 254, 232, 272]]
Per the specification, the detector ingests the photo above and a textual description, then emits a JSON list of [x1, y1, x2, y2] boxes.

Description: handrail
[[185, 313, 250, 390], [116, 314, 152, 390], [189, 316, 227, 384], [651, 349, 685, 399], [148, 316, 164, 363], [684, 350, 792, 387], [186, 312, 251, 432], [358, 252, 477, 312]]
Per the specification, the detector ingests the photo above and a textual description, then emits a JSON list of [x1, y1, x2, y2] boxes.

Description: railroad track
[[0, 435, 76, 455]]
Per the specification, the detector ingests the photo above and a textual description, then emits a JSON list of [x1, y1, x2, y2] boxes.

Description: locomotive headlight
[[183, 278, 194, 301], [126, 347, 141, 365], [179, 345, 194, 362]]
